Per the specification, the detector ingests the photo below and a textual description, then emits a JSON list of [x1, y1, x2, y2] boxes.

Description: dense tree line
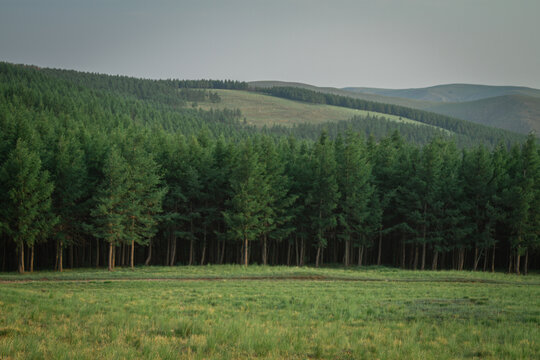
[[1, 63, 539, 274], [177, 79, 249, 90], [257, 86, 527, 147]]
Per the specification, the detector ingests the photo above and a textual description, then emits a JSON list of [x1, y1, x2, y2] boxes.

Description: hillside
[[343, 84, 540, 103], [249, 81, 434, 109], [0, 62, 526, 146], [426, 94, 540, 134], [342, 84, 540, 135], [197, 89, 428, 128]]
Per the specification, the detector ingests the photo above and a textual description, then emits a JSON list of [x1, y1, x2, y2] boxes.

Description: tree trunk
[[201, 227, 207, 265], [431, 250, 438, 270], [189, 239, 194, 266], [524, 249, 529, 276], [18, 244, 25, 274], [299, 238, 305, 266], [315, 246, 321, 267], [413, 245, 419, 270], [401, 241, 406, 269], [96, 238, 100, 268], [220, 239, 226, 265], [59, 241, 63, 272], [491, 244, 496, 273], [262, 235, 268, 265], [508, 252, 513, 273], [344, 239, 350, 266], [170, 233, 177, 266], [458, 249, 465, 271], [200, 244, 207, 265], [121, 243, 125, 267], [287, 242, 291, 266], [244, 236, 249, 266], [30, 245, 35, 272], [130, 239, 135, 269], [295, 237, 299, 266], [108, 242, 113, 271], [69, 244, 74, 269], [166, 232, 170, 266], [515, 247, 521, 275], [473, 246, 482, 271], [377, 227, 382, 265], [483, 248, 488, 272], [358, 246, 364, 267], [145, 239, 152, 266], [420, 243, 426, 270]]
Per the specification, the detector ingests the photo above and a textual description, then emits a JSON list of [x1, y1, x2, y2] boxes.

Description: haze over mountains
[[250, 81, 540, 135]]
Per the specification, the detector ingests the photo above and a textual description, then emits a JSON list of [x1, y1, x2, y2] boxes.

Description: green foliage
[[0, 62, 539, 273], [0, 140, 56, 271]]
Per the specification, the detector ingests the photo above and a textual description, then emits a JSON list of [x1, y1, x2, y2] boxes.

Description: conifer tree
[[336, 130, 373, 266], [224, 140, 269, 266], [91, 146, 129, 271], [308, 132, 340, 267], [0, 139, 56, 273]]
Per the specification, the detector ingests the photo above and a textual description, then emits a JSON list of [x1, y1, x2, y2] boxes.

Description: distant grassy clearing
[[0, 267, 538, 359], [197, 90, 428, 128]]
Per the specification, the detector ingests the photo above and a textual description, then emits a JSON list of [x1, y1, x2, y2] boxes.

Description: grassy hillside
[[427, 95, 540, 134], [252, 81, 540, 135], [197, 89, 429, 128], [249, 81, 434, 109], [343, 84, 540, 103]]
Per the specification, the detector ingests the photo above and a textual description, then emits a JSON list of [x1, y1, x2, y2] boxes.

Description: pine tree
[[336, 130, 373, 266], [223, 140, 269, 266], [91, 146, 129, 271], [308, 132, 340, 267], [124, 140, 166, 268], [0, 139, 56, 273], [50, 133, 87, 271]]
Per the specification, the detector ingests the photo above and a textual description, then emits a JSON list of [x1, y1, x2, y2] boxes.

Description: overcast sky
[[1, 0, 539, 89]]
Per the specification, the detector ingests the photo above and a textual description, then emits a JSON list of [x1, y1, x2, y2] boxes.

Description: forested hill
[[343, 84, 540, 103], [253, 81, 540, 135], [256, 86, 526, 147], [1, 62, 539, 275]]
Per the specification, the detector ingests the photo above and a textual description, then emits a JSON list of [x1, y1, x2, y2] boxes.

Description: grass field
[[197, 90, 428, 128], [1, 266, 539, 359]]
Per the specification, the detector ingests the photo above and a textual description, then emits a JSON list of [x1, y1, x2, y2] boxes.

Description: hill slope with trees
[[1, 62, 538, 275]]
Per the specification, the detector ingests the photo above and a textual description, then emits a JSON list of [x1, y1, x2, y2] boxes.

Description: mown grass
[[197, 90, 430, 128], [0, 267, 538, 359]]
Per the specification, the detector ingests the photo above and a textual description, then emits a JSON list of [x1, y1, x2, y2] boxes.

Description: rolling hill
[[342, 84, 540, 103], [341, 84, 540, 135], [426, 94, 540, 134], [249, 81, 434, 109]]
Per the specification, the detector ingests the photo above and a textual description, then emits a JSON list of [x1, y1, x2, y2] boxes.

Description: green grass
[[1, 267, 539, 359], [197, 90, 430, 128]]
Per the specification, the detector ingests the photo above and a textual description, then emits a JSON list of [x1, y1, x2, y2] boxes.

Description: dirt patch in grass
[[1, 274, 538, 285]]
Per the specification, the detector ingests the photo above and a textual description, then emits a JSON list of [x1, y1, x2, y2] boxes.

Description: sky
[[1, 0, 539, 89]]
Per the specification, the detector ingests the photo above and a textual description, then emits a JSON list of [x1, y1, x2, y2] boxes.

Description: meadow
[[0, 266, 538, 359], [197, 90, 428, 128]]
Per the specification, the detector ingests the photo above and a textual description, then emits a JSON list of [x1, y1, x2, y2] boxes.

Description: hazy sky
[[1, 0, 539, 89]]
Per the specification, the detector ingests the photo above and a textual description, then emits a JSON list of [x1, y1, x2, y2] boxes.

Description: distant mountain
[[342, 84, 540, 103], [426, 95, 540, 134]]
